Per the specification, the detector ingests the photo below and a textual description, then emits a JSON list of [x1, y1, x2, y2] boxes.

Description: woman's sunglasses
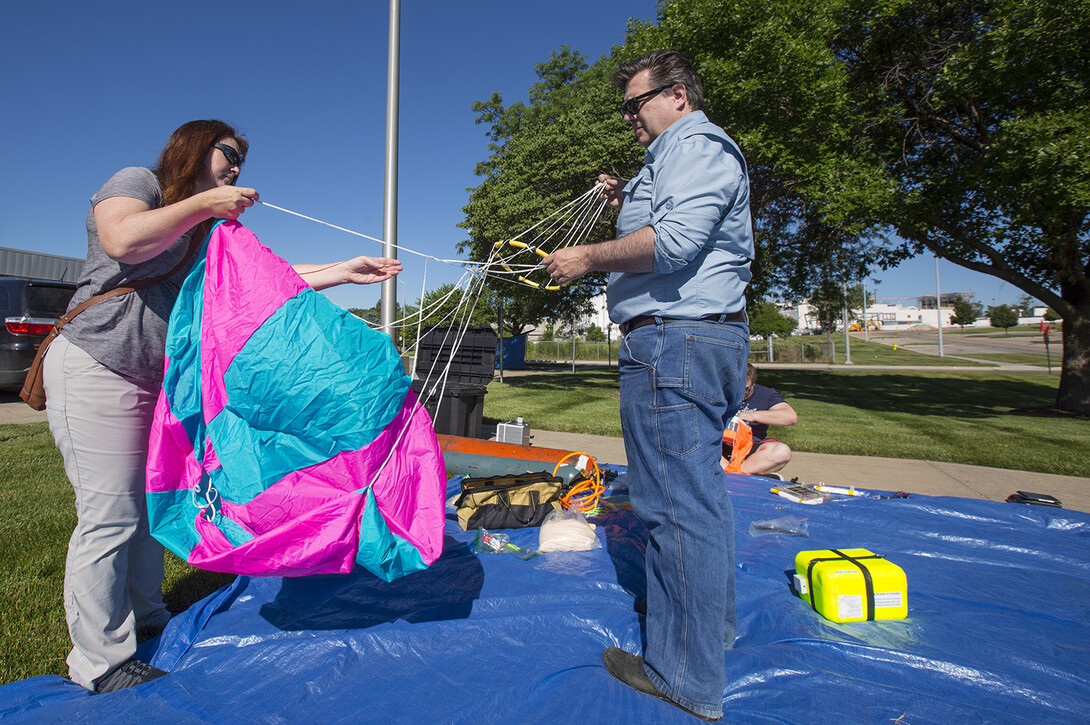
[[214, 143, 244, 167]]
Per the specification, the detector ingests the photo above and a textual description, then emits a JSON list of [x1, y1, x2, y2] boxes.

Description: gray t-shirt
[[62, 167, 200, 384]]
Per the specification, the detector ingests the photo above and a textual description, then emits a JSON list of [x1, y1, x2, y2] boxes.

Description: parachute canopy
[[145, 220, 446, 579]]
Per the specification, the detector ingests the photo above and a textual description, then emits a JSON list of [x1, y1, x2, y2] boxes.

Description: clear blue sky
[[1, 0, 1022, 312]]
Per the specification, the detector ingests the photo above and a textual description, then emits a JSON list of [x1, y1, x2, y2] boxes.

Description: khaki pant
[[43, 335, 169, 689]]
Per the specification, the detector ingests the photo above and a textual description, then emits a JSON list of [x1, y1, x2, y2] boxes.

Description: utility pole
[[497, 297, 504, 383]]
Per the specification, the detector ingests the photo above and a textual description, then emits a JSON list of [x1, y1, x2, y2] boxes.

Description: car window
[[0, 288, 9, 310], [24, 285, 76, 317]]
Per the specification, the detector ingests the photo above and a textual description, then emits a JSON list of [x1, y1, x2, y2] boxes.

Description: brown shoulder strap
[[55, 223, 209, 331]]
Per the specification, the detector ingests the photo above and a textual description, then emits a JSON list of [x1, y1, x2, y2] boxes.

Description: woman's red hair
[[155, 120, 248, 206]]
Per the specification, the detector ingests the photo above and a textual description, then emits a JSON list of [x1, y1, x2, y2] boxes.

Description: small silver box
[[497, 418, 530, 446]]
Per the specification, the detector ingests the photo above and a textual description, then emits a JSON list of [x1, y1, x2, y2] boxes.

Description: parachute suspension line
[[490, 183, 609, 291], [255, 200, 467, 269], [255, 185, 607, 485], [191, 474, 221, 522], [255, 181, 608, 292], [369, 271, 493, 487]]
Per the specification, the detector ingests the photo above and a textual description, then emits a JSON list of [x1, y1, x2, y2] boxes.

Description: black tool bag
[[454, 472, 566, 531]]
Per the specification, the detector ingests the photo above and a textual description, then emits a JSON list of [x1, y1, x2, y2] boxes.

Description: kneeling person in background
[[723, 364, 798, 475]]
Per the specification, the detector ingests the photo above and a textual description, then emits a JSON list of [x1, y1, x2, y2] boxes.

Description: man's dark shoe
[[94, 659, 168, 693], [602, 647, 721, 721]]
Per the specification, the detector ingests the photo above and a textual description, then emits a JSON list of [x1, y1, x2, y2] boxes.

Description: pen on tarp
[[813, 484, 865, 497]]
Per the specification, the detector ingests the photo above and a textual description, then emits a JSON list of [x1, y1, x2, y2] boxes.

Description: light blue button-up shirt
[[607, 111, 754, 325]]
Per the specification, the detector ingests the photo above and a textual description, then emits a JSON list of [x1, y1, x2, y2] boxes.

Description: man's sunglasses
[[619, 84, 676, 118], [214, 143, 244, 167]]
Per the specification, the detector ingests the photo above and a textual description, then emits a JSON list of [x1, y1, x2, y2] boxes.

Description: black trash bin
[[412, 326, 497, 437], [411, 380, 488, 438]]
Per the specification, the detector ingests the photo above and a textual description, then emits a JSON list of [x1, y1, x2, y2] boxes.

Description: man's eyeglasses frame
[[619, 84, 678, 118]]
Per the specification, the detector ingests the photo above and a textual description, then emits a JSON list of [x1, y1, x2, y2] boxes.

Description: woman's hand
[[96, 185, 259, 264], [293, 255, 403, 290], [340, 255, 403, 285], [198, 186, 258, 220]]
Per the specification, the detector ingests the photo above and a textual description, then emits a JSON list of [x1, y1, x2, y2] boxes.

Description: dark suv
[[1, 276, 77, 390]]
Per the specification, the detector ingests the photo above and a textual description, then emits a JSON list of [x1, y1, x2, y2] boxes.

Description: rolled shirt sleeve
[[651, 135, 745, 274]]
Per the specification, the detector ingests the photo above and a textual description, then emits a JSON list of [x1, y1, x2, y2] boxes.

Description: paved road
[[865, 328, 1056, 365]]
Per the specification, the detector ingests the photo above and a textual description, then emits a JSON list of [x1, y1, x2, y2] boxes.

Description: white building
[[783, 299, 1045, 333], [783, 300, 945, 333]]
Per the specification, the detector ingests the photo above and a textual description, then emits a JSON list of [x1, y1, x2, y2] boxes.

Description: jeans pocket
[[684, 333, 747, 406], [654, 401, 700, 457]]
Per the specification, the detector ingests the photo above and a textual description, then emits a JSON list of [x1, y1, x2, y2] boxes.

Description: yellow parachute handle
[[493, 239, 563, 291]]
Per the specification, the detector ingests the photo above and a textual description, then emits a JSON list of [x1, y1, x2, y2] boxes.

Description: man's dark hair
[[613, 49, 705, 112]]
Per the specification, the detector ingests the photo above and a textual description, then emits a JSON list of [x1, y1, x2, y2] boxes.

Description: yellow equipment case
[[793, 548, 908, 623]]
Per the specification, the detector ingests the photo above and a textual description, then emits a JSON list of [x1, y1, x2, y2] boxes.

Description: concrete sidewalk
[[505, 426, 1090, 515]]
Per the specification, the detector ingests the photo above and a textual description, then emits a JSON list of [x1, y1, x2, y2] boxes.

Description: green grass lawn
[[748, 336, 988, 366], [954, 353, 1053, 367], [939, 325, 1043, 337], [485, 368, 1085, 477], [0, 424, 234, 684]]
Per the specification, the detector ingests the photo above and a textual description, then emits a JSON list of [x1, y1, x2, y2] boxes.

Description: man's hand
[[542, 247, 591, 286], [598, 173, 624, 208]]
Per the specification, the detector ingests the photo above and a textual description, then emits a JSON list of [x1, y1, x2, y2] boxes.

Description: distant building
[[917, 292, 972, 309], [530, 292, 618, 341], [0, 247, 84, 282]]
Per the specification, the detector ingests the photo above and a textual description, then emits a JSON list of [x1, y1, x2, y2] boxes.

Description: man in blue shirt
[[544, 49, 752, 722]]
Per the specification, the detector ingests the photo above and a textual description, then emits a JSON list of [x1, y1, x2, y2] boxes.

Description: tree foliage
[[748, 301, 798, 339], [414, 283, 495, 334], [629, 0, 1089, 412], [460, 47, 640, 336], [988, 303, 1020, 333], [585, 324, 607, 342], [805, 282, 870, 333], [950, 297, 983, 327], [459, 1, 1089, 411]]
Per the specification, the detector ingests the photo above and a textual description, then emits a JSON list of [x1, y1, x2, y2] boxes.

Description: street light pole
[[842, 278, 853, 365], [379, 0, 401, 342], [862, 278, 869, 342], [935, 254, 944, 357]]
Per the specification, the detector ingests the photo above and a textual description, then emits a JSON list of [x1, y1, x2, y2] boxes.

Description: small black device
[[1005, 491, 1062, 508]]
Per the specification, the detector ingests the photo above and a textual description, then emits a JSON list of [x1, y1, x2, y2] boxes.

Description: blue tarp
[[3, 468, 1089, 723]]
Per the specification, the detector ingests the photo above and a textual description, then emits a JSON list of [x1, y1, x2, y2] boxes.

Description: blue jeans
[[619, 318, 748, 719]]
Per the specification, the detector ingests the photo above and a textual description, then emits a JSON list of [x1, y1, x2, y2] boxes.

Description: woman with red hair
[[43, 120, 400, 693]]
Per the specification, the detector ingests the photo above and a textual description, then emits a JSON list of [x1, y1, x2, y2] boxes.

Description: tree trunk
[[1056, 308, 1090, 415]]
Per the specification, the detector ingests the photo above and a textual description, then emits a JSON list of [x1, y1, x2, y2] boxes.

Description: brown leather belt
[[620, 311, 746, 336]]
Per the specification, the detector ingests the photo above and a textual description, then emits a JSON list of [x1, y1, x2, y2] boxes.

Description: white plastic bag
[[537, 508, 600, 552]]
